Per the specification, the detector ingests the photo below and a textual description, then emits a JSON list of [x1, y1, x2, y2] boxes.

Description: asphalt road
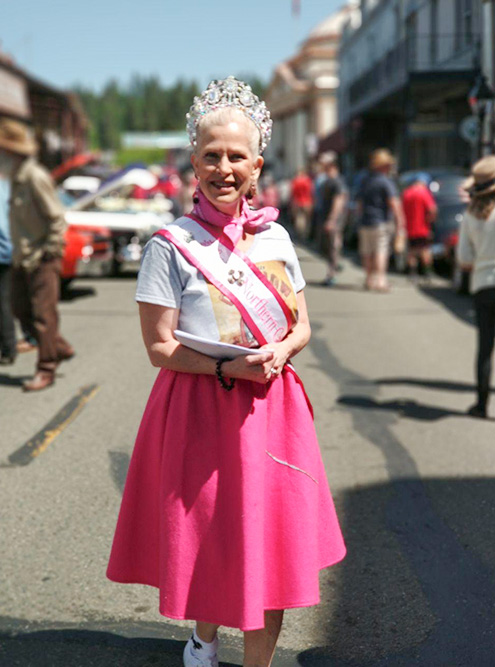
[[1, 248, 495, 667]]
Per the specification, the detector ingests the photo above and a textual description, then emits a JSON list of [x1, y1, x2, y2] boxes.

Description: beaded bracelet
[[215, 358, 235, 391]]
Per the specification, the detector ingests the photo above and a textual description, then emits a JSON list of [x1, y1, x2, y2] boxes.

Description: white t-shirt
[[457, 209, 495, 293], [136, 221, 306, 347]]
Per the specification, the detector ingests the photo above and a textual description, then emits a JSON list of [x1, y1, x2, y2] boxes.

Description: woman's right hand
[[223, 351, 275, 384]]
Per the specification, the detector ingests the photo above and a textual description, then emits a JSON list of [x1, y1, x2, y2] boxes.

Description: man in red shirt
[[290, 168, 313, 240], [402, 173, 437, 277]]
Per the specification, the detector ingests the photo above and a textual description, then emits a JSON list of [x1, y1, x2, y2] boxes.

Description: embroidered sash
[[154, 215, 314, 417], [154, 215, 294, 347]]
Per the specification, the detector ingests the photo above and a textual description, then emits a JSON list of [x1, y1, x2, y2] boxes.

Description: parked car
[[62, 175, 101, 199], [64, 167, 174, 275], [426, 170, 467, 260], [399, 169, 470, 289], [61, 224, 113, 286]]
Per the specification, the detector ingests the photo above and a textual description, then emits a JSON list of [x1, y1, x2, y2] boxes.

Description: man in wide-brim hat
[[0, 118, 74, 391], [369, 148, 396, 171]]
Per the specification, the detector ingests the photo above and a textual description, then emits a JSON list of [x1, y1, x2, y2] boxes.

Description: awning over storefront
[[318, 125, 348, 154]]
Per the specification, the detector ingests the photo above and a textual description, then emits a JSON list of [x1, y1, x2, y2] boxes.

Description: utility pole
[[482, 0, 495, 151]]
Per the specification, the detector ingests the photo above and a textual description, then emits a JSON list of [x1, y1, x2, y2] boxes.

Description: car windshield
[[430, 175, 466, 200], [435, 203, 465, 230]]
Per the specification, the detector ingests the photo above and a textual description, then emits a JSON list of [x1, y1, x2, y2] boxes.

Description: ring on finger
[[270, 367, 278, 376]]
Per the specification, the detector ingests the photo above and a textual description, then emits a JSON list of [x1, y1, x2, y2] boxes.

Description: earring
[[246, 181, 257, 200], [193, 183, 200, 204]]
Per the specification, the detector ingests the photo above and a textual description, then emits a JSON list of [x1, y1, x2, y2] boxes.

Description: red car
[[61, 224, 113, 286]]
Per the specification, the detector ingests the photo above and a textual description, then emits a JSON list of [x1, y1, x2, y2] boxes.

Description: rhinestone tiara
[[186, 76, 273, 153]]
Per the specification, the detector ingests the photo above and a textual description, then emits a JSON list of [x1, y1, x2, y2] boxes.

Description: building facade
[[337, 0, 483, 173], [264, 4, 356, 179], [0, 51, 87, 170]]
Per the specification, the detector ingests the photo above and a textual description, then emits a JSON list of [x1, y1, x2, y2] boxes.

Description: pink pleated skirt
[[107, 367, 346, 631]]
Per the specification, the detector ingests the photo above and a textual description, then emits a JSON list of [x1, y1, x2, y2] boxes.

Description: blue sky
[[3, 0, 342, 91]]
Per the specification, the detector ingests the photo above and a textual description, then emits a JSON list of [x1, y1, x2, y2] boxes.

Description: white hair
[[195, 108, 261, 157]]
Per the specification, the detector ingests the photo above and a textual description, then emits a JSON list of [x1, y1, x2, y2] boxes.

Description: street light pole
[[479, 105, 486, 158], [491, 0, 495, 152], [468, 73, 495, 158]]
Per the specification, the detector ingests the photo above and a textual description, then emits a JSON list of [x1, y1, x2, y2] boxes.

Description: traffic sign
[[459, 115, 479, 145]]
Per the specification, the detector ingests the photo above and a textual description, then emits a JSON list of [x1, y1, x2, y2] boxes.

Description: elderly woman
[[107, 77, 346, 667], [458, 155, 495, 419]]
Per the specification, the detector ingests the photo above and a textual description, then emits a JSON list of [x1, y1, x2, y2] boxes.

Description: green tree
[[98, 80, 124, 150], [71, 74, 265, 150]]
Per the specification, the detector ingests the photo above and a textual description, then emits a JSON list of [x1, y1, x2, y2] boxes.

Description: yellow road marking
[[6, 384, 100, 467]]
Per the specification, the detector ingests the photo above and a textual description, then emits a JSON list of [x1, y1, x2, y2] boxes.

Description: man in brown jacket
[[0, 119, 74, 391]]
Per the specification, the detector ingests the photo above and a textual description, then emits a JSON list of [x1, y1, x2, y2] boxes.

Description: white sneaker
[[183, 634, 219, 667]]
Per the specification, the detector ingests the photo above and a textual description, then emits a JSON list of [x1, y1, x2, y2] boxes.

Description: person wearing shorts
[[402, 173, 437, 278], [356, 149, 406, 291]]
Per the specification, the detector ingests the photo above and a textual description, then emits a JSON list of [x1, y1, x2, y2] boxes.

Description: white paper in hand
[[174, 330, 271, 360]]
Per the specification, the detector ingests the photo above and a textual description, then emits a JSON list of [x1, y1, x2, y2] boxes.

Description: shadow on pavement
[[304, 306, 495, 664], [109, 450, 130, 494], [0, 373, 31, 387], [371, 377, 494, 394], [0, 620, 241, 667], [306, 280, 365, 292], [0, 627, 185, 667], [6, 486, 494, 666], [337, 394, 467, 421], [297, 477, 495, 666], [60, 285, 96, 302], [418, 285, 475, 327]]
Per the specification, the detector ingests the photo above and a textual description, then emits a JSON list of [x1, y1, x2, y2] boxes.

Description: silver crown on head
[[186, 76, 273, 153]]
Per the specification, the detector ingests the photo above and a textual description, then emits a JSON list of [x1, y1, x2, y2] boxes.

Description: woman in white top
[[457, 156, 495, 418], [107, 78, 345, 667]]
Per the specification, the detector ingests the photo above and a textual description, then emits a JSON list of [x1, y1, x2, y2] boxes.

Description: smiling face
[[191, 112, 264, 216]]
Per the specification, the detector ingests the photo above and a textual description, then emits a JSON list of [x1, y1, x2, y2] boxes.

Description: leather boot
[[23, 371, 55, 392]]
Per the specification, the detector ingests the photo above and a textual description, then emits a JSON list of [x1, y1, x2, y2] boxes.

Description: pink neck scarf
[[192, 188, 279, 246]]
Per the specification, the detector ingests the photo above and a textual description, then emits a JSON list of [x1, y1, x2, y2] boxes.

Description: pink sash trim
[[155, 227, 269, 346], [185, 213, 294, 331], [154, 224, 314, 417]]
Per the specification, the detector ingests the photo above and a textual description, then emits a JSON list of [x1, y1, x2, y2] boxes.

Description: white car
[[65, 168, 174, 275]]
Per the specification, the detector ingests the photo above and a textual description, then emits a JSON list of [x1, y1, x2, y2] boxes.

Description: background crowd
[[1, 118, 494, 421]]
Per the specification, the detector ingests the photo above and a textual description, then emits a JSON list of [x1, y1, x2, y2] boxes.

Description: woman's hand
[[259, 340, 291, 378], [224, 291, 311, 384], [223, 340, 291, 384], [138, 290, 311, 383], [223, 351, 276, 384]]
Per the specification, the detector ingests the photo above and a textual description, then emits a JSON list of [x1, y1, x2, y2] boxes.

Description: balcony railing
[[349, 41, 407, 108], [409, 33, 477, 73], [348, 33, 479, 110]]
